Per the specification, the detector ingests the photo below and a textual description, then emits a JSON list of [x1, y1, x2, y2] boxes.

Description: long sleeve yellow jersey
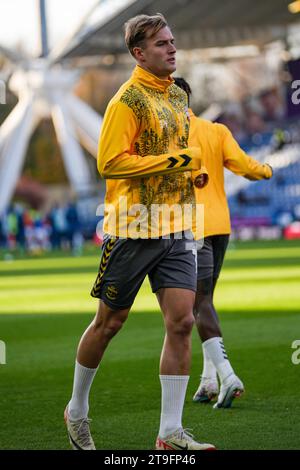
[[97, 66, 206, 238], [189, 109, 272, 238]]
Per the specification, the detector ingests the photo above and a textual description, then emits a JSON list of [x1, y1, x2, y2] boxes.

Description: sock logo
[[220, 340, 228, 360]]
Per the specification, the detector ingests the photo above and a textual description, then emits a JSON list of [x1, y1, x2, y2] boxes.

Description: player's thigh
[[196, 237, 214, 296], [196, 277, 214, 301], [157, 287, 195, 322]]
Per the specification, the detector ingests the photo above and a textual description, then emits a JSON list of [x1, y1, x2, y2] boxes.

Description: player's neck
[[138, 64, 169, 81]]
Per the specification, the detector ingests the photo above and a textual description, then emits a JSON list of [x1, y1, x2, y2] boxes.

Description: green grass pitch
[[0, 239, 300, 449]]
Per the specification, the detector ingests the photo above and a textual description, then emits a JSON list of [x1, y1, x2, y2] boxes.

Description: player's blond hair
[[124, 13, 168, 57]]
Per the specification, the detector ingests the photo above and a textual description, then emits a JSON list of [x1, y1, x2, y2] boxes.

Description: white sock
[[159, 375, 189, 438], [201, 343, 217, 381], [68, 360, 98, 420], [202, 337, 234, 383]]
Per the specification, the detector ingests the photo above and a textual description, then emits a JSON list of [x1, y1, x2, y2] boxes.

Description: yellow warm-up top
[[97, 66, 207, 238], [189, 109, 272, 238]]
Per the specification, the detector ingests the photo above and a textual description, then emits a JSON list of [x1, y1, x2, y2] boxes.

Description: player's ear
[[133, 47, 144, 61]]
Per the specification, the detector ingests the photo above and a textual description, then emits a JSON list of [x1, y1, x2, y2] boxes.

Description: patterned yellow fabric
[[97, 66, 206, 237], [189, 110, 272, 238]]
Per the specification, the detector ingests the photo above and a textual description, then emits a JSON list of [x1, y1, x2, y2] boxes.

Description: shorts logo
[[105, 285, 118, 300]]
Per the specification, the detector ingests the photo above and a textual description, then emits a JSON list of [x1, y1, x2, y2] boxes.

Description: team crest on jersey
[[106, 285, 118, 300]]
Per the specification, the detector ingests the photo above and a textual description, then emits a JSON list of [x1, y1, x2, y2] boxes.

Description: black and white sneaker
[[64, 406, 96, 450]]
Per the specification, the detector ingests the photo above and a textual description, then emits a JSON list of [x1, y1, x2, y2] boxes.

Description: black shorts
[[91, 233, 197, 310], [197, 235, 229, 281]]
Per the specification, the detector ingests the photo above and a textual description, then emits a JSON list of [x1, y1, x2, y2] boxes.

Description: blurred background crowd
[[0, 202, 87, 254]]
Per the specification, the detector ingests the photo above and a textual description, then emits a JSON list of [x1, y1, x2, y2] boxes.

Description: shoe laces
[[199, 376, 218, 392], [176, 428, 195, 442], [72, 418, 93, 448], [222, 372, 235, 385]]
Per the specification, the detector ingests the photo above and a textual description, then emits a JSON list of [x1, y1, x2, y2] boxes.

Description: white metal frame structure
[[0, 1, 103, 215]]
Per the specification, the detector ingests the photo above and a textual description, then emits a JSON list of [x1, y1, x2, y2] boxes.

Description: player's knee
[[103, 321, 122, 339], [178, 315, 195, 336], [93, 308, 128, 339], [101, 316, 125, 339], [167, 313, 195, 336]]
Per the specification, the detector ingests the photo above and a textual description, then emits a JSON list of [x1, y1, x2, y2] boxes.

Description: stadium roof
[[51, 0, 300, 63]]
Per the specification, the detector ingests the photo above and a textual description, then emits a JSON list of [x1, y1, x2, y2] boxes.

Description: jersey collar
[[132, 65, 174, 92]]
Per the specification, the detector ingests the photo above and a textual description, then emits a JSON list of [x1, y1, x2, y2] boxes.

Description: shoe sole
[[213, 385, 244, 409], [155, 443, 217, 451], [155, 446, 217, 451]]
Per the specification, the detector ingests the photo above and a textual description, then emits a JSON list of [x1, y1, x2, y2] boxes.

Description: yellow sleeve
[[97, 101, 203, 179], [221, 125, 273, 180]]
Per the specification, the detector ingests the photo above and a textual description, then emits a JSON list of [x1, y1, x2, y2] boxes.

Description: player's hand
[[264, 164, 273, 179], [192, 169, 209, 188], [244, 174, 257, 181]]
